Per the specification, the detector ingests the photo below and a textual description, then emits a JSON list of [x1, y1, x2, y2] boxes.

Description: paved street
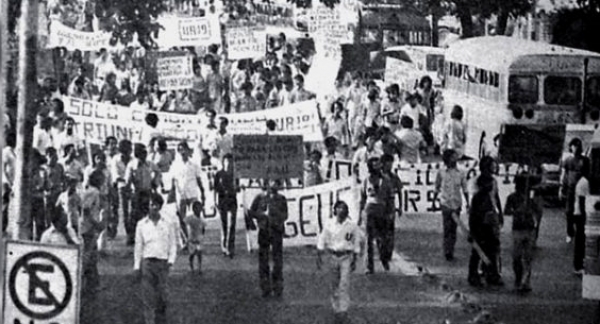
[[82, 207, 599, 324]]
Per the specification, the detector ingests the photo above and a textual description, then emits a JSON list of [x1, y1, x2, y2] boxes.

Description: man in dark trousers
[[214, 153, 237, 258], [360, 157, 395, 273], [250, 179, 289, 298], [380, 154, 402, 267]]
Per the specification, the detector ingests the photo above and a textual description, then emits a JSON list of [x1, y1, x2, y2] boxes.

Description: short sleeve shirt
[[574, 177, 590, 216]]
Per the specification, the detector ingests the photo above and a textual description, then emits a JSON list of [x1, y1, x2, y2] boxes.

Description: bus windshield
[[544, 76, 581, 105], [509, 75, 538, 104], [426, 54, 444, 72], [586, 76, 600, 107]]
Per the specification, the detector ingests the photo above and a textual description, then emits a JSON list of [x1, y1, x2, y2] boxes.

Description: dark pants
[[32, 196, 46, 241], [382, 211, 396, 263], [469, 226, 502, 284], [366, 204, 391, 272], [118, 186, 132, 240], [258, 227, 284, 295], [574, 215, 586, 271], [513, 230, 535, 288], [129, 189, 150, 243], [140, 259, 169, 324], [82, 232, 100, 295], [45, 191, 61, 227], [107, 185, 120, 239], [219, 199, 237, 255], [566, 187, 576, 238], [442, 207, 459, 257]]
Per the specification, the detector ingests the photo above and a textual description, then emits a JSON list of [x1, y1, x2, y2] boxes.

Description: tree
[[95, 0, 168, 49], [450, 0, 533, 38], [551, 7, 600, 53]]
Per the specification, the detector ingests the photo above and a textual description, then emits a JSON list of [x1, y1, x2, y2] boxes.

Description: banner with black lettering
[[47, 20, 112, 51], [63, 97, 324, 144], [156, 55, 194, 91]]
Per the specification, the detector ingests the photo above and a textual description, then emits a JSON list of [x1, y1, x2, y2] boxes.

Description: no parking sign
[[2, 240, 81, 324]]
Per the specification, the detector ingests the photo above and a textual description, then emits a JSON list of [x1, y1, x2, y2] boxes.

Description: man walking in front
[[250, 179, 289, 298], [134, 193, 177, 324]]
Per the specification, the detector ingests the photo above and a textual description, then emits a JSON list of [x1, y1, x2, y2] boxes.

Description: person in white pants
[[317, 201, 362, 324]]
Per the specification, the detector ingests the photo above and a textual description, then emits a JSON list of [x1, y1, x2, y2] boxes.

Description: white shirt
[[351, 146, 383, 182], [198, 126, 219, 153], [400, 103, 425, 127], [171, 159, 204, 200], [317, 218, 362, 253], [130, 100, 150, 111], [110, 154, 130, 188], [574, 177, 590, 216], [134, 216, 178, 270], [54, 131, 84, 152], [215, 131, 233, 159], [33, 126, 53, 155], [40, 226, 80, 245], [3, 147, 16, 187]]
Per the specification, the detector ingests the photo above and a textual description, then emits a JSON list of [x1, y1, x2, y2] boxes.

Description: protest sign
[[156, 55, 194, 91], [308, 5, 356, 45], [63, 97, 323, 144], [154, 16, 221, 48], [226, 26, 267, 60], [233, 135, 304, 180], [305, 50, 341, 97], [47, 20, 112, 51]]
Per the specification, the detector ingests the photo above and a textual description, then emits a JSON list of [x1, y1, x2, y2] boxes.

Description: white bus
[[443, 36, 600, 159], [379, 45, 445, 90]]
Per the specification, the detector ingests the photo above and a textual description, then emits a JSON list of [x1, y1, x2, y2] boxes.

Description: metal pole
[[13, 0, 39, 240]]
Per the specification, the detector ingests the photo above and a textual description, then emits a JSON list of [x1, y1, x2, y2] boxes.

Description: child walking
[[505, 173, 542, 292], [184, 201, 207, 274], [434, 149, 469, 261]]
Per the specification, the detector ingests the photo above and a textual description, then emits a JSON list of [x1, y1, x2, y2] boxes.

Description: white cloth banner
[[154, 16, 222, 48], [47, 20, 112, 51], [304, 51, 341, 99], [63, 97, 324, 144], [226, 26, 267, 60], [156, 56, 194, 91]]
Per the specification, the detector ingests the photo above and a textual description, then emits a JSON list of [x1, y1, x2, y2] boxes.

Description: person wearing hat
[[400, 91, 425, 131]]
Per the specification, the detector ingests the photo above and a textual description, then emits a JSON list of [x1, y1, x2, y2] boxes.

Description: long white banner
[[63, 97, 324, 144], [47, 20, 112, 51]]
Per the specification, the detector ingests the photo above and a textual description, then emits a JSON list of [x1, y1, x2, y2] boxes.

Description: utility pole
[[13, 0, 39, 240], [0, 0, 8, 314]]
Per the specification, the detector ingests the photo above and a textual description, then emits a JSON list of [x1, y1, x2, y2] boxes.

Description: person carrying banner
[[360, 157, 395, 273], [249, 179, 289, 298], [316, 200, 362, 324]]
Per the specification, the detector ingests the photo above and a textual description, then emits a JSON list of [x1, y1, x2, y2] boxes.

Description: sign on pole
[[233, 135, 304, 180], [156, 55, 194, 91], [2, 240, 82, 324]]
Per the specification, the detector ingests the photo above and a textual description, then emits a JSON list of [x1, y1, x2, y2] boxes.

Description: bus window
[[586, 77, 600, 107], [426, 54, 444, 72], [509, 75, 538, 104], [544, 76, 581, 105]]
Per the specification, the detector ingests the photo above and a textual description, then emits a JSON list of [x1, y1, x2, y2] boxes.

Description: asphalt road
[[81, 207, 600, 324]]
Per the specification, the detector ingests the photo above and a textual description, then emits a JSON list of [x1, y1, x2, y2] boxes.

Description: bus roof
[[384, 45, 446, 55], [445, 36, 600, 73]]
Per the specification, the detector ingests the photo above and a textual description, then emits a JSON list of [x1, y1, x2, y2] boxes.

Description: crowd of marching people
[[3, 2, 595, 324]]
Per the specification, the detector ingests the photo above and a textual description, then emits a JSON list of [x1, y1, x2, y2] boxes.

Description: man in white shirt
[[54, 117, 85, 156], [214, 117, 233, 160], [133, 193, 177, 324], [197, 109, 219, 157], [110, 140, 133, 240], [316, 200, 362, 322], [171, 141, 205, 238], [33, 114, 53, 155]]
